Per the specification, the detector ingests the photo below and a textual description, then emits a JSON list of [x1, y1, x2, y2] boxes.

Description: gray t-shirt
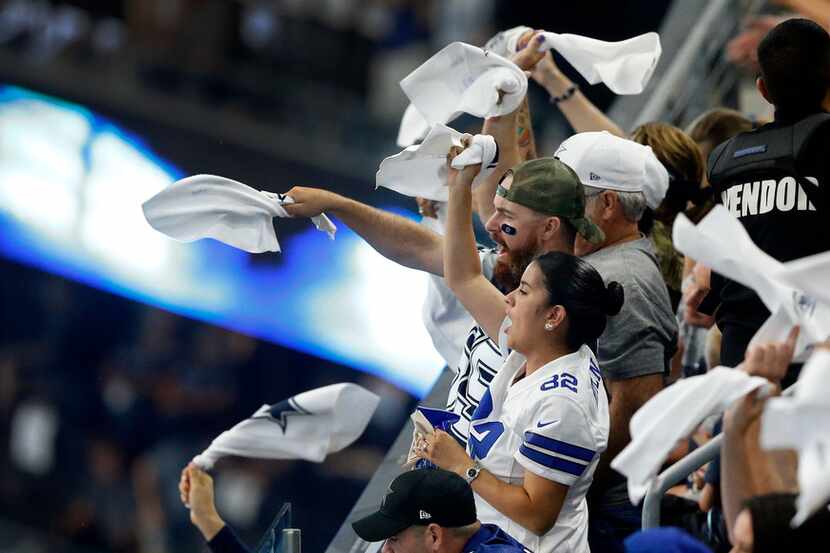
[[584, 236, 678, 380]]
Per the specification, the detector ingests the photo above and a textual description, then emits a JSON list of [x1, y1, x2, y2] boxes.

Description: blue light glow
[[0, 85, 445, 396]]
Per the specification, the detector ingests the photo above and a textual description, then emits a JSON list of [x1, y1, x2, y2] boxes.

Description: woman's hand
[[512, 32, 547, 71], [420, 430, 475, 476]]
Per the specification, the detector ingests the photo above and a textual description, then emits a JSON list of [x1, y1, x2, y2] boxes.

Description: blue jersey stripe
[[519, 445, 587, 477], [523, 431, 595, 463]]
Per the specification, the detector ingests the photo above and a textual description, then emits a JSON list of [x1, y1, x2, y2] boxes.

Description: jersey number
[[540, 373, 578, 393]]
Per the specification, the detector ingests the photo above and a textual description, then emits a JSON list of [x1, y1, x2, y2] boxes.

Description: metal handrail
[[641, 434, 724, 529], [641, 382, 798, 528]]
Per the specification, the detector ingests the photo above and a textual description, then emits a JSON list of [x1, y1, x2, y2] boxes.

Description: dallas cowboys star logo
[[251, 397, 312, 433]]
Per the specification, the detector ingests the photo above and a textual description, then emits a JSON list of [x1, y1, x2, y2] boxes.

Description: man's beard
[[491, 240, 540, 294]]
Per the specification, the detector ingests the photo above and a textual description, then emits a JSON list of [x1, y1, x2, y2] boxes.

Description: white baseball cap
[[554, 131, 669, 209]]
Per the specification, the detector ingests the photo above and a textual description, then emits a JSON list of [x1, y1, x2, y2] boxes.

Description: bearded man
[[281, 156, 601, 444]]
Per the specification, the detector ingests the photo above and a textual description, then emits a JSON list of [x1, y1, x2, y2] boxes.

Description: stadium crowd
[[176, 11, 830, 553], [3, 2, 830, 553], [270, 14, 828, 553]]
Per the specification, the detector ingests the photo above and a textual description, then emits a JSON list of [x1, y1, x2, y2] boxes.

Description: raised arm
[[282, 187, 444, 276], [474, 110, 520, 224], [474, 36, 543, 223], [532, 51, 626, 138], [474, 99, 526, 224], [180, 464, 252, 553], [443, 149, 509, 340], [722, 329, 799, 542]]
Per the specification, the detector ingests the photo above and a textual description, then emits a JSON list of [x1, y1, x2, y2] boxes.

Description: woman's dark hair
[[534, 252, 624, 350]]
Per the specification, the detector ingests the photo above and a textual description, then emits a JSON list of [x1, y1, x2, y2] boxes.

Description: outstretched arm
[[473, 34, 542, 224], [443, 148, 508, 340], [533, 51, 626, 138], [282, 187, 445, 276]]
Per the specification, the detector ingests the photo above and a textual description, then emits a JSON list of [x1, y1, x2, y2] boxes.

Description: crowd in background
[[0, 259, 414, 553]]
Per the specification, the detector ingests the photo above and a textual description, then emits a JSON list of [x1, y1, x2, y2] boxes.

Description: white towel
[[535, 31, 661, 95], [612, 367, 771, 504], [761, 349, 830, 526], [192, 383, 380, 470], [142, 174, 336, 253], [672, 205, 830, 361], [485, 27, 661, 95], [377, 124, 499, 202], [397, 42, 527, 148], [483, 25, 533, 59], [396, 104, 432, 151]]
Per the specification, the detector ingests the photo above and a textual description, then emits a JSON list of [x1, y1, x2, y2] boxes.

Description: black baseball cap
[[352, 469, 477, 542]]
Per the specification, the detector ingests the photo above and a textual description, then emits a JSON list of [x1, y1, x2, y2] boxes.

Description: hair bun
[[603, 281, 624, 316]]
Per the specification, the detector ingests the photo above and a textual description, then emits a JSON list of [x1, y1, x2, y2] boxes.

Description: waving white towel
[[192, 383, 380, 470], [673, 206, 830, 361], [761, 349, 830, 526], [535, 31, 661, 95], [378, 124, 499, 202], [485, 27, 661, 95], [142, 174, 336, 253], [397, 42, 527, 148], [612, 367, 771, 504], [484, 25, 533, 59], [397, 104, 433, 151]]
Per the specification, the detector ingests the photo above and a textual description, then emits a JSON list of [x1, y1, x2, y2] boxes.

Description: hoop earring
[[544, 322, 554, 331]]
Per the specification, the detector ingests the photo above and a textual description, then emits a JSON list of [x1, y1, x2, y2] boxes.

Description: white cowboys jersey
[[446, 323, 507, 445], [467, 344, 609, 553], [442, 249, 504, 446]]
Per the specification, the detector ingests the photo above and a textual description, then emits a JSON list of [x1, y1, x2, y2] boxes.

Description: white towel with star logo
[[192, 383, 380, 469]]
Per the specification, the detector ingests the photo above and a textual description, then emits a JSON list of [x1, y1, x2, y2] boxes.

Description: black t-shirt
[[706, 109, 830, 360]]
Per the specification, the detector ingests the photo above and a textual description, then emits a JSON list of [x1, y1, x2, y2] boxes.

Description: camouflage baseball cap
[[496, 157, 605, 244]]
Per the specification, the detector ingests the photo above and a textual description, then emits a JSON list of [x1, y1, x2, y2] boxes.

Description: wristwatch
[[464, 460, 483, 484]]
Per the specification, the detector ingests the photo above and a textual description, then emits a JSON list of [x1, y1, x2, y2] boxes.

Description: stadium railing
[[641, 383, 798, 529]]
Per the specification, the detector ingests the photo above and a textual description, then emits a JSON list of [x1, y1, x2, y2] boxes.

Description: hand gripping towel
[[378, 124, 498, 202], [396, 42, 527, 147], [485, 26, 661, 95], [142, 174, 336, 253]]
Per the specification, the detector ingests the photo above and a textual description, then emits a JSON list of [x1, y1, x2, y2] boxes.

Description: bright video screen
[[0, 85, 444, 396]]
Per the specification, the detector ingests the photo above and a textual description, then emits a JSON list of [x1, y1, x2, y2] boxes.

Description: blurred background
[[0, 0, 791, 552]]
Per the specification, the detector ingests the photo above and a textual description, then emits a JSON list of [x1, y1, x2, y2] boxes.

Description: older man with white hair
[[555, 131, 678, 552]]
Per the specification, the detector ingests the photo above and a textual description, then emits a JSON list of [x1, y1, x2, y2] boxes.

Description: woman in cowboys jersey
[[416, 152, 622, 553]]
